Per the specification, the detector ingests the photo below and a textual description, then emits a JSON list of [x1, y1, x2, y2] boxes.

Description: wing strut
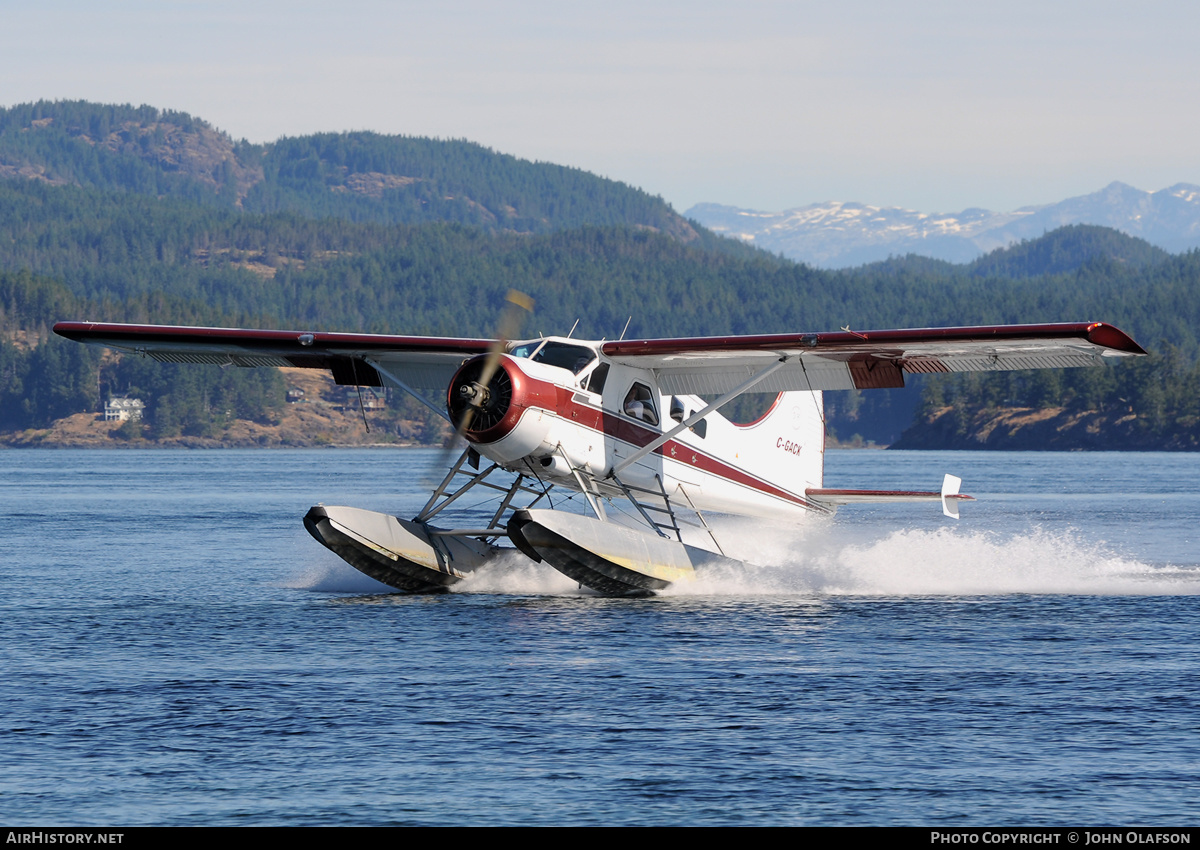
[[368, 358, 452, 422], [608, 356, 791, 477], [350, 358, 371, 432]]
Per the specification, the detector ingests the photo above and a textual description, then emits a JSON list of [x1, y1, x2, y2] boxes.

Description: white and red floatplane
[[55, 311, 1145, 596]]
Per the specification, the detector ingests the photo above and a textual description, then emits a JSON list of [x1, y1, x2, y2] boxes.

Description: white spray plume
[[291, 517, 1198, 598]]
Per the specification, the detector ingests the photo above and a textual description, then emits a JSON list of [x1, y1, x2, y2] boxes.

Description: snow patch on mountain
[[686, 182, 1200, 268]]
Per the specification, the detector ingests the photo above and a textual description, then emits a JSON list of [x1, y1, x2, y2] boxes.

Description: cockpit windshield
[[509, 342, 540, 360], [508, 340, 598, 375], [534, 341, 596, 374]]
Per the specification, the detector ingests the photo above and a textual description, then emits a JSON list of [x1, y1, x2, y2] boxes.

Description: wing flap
[[656, 361, 860, 394]]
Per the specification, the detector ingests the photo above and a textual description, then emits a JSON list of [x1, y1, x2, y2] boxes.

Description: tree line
[[0, 102, 1197, 446]]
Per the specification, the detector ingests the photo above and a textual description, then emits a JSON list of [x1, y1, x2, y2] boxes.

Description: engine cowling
[[447, 355, 555, 461]]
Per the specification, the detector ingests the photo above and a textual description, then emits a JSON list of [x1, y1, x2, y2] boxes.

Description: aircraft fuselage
[[450, 337, 829, 522]]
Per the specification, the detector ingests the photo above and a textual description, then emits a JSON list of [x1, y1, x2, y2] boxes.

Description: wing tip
[[1086, 322, 1148, 355]]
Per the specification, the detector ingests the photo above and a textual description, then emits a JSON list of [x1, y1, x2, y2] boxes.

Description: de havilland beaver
[[55, 299, 1145, 596]]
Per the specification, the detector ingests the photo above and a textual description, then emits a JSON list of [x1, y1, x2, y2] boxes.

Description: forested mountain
[[0, 100, 699, 239], [966, 226, 1171, 278], [0, 100, 1197, 449]]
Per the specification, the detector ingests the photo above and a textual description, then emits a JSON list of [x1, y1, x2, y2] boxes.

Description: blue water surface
[[1, 449, 1197, 825]]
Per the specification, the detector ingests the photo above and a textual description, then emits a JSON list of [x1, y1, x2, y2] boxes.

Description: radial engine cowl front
[[447, 354, 554, 460]]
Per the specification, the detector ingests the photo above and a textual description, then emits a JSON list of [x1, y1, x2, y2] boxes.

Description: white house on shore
[[104, 396, 145, 422]]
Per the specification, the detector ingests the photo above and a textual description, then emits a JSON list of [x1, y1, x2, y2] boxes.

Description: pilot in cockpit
[[622, 384, 659, 426]]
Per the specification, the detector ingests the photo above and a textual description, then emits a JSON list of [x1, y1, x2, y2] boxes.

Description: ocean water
[[1, 448, 1198, 825]]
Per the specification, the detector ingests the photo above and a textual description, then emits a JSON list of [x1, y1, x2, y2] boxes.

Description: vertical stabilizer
[[729, 390, 826, 496]]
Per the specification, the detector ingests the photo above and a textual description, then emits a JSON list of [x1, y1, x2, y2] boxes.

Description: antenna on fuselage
[[566, 319, 580, 338], [619, 316, 632, 341]]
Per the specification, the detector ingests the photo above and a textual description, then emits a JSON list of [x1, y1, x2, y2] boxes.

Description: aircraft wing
[[53, 321, 491, 410], [601, 322, 1146, 394]]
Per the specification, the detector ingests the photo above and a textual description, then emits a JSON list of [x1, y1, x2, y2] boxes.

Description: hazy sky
[[4, 1, 1198, 214]]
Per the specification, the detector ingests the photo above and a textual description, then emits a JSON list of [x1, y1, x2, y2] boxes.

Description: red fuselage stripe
[[463, 363, 816, 510], [539, 385, 815, 509]]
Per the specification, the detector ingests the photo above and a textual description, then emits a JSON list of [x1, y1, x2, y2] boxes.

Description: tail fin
[[729, 390, 826, 493]]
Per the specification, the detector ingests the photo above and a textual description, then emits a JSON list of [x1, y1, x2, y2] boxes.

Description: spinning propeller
[[437, 289, 534, 476]]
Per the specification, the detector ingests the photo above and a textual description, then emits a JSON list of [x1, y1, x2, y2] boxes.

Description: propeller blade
[[455, 290, 533, 434], [433, 290, 534, 478]]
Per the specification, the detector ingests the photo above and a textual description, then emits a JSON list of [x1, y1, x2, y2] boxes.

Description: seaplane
[[54, 300, 1145, 596]]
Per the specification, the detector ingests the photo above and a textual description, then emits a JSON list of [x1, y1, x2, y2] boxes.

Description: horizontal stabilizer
[[806, 474, 973, 519]]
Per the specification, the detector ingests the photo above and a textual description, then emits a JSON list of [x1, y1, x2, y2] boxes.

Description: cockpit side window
[[582, 363, 609, 395], [622, 382, 659, 427], [532, 341, 597, 374]]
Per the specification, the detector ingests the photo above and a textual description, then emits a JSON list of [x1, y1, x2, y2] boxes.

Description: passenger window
[[670, 396, 706, 438], [623, 383, 659, 426]]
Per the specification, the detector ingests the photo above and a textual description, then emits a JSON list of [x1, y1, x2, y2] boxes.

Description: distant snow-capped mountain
[[685, 182, 1200, 268]]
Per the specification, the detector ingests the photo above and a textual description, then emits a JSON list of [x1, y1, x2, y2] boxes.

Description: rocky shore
[[893, 405, 1199, 451]]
